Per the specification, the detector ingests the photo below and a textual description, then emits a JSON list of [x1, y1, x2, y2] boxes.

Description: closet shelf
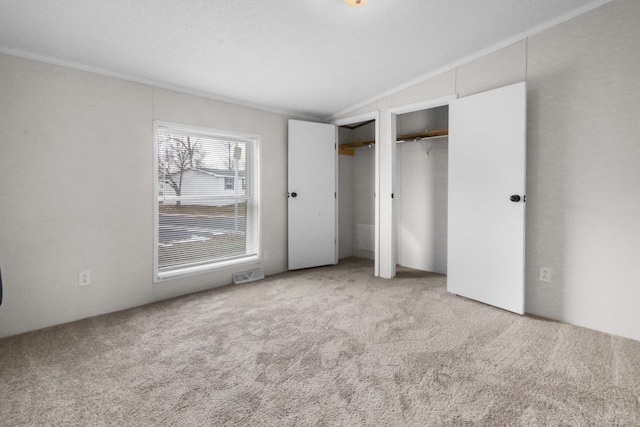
[[338, 128, 449, 156], [338, 139, 374, 156]]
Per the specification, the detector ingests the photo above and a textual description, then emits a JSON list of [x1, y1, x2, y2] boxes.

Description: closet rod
[[396, 134, 448, 144]]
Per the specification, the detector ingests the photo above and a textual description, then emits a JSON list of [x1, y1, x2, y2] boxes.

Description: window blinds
[[155, 124, 260, 279]]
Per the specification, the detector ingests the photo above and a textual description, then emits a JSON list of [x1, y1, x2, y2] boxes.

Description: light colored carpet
[[1, 257, 639, 426]]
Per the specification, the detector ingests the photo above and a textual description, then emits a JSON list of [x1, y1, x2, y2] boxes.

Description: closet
[[290, 83, 526, 314], [395, 105, 449, 274], [338, 120, 376, 264]]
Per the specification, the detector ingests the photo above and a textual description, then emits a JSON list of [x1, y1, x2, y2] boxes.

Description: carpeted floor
[[1, 257, 639, 426]]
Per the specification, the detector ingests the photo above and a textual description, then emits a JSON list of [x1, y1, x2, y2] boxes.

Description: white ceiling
[[0, 0, 608, 120]]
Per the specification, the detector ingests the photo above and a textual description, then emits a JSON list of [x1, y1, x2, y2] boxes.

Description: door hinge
[[335, 192, 337, 199]]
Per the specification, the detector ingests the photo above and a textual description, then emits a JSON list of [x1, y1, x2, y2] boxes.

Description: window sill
[[154, 254, 261, 283]]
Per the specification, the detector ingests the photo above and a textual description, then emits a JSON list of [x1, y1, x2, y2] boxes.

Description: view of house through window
[[155, 122, 260, 280]]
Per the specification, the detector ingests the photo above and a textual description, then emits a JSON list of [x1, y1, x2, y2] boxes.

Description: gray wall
[[0, 54, 289, 338], [525, 0, 640, 340], [334, 0, 640, 341]]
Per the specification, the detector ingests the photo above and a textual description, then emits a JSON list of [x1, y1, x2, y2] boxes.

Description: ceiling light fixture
[[344, 0, 368, 7]]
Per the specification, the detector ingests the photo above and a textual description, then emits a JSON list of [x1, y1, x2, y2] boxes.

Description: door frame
[[334, 111, 380, 276], [383, 94, 458, 278]]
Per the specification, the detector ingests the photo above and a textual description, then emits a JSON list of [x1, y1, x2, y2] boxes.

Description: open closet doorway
[[395, 106, 449, 274], [385, 95, 456, 278], [335, 113, 379, 276]]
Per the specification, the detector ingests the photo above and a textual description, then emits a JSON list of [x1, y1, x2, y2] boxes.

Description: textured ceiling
[[0, 0, 608, 119]]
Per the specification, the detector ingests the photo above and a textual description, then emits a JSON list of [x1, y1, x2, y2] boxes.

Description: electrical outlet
[[539, 267, 551, 283], [79, 270, 91, 287], [263, 251, 270, 261]]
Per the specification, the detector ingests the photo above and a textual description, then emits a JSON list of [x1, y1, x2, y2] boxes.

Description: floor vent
[[232, 268, 265, 285]]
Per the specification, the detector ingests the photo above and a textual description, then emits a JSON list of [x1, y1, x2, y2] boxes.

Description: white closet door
[[448, 82, 527, 314], [288, 119, 337, 270]]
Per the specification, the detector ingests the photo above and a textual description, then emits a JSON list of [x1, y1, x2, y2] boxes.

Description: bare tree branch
[[158, 133, 205, 205]]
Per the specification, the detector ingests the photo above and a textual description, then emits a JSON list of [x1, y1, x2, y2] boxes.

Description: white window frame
[[153, 120, 261, 282], [224, 177, 234, 190]]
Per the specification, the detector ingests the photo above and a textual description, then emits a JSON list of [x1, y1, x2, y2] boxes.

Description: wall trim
[[0, 47, 321, 122]]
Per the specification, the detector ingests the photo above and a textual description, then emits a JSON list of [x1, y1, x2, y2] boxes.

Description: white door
[[447, 82, 527, 314], [288, 119, 337, 270]]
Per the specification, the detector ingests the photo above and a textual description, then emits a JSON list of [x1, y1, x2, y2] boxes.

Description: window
[[154, 121, 260, 281], [224, 177, 234, 190]]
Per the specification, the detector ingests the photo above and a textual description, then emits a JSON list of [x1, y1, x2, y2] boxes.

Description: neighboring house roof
[[166, 167, 246, 178]]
